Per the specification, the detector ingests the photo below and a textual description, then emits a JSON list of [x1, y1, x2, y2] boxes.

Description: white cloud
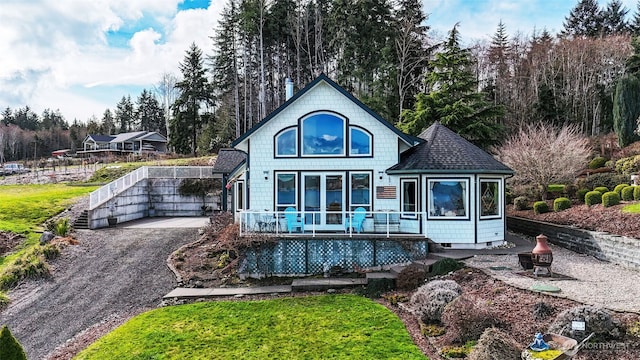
[[0, 0, 222, 122]]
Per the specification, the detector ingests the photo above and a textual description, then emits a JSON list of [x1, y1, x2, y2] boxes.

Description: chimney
[[285, 78, 294, 101]]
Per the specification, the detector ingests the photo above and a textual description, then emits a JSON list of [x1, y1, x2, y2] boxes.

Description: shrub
[[532, 301, 555, 321], [409, 281, 462, 324], [421, 279, 463, 295], [635, 186, 640, 201], [589, 156, 608, 169], [396, 264, 427, 291], [594, 186, 609, 194], [430, 258, 464, 276], [564, 184, 578, 199], [467, 328, 521, 360], [441, 341, 476, 359], [360, 277, 395, 298], [585, 191, 602, 206], [0, 325, 27, 360], [615, 154, 640, 175], [614, 183, 630, 195], [546, 184, 565, 197], [0, 291, 9, 311], [533, 201, 549, 214], [577, 173, 628, 191], [54, 217, 71, 237], [602, 191, 620, 207], [441, 294, 502, 344], [548, 305, 623, 342], [622, 186, 635, 201], [553, 197, 571, 212], [513, 196, 528, 210], [576, 188, 590, 203]]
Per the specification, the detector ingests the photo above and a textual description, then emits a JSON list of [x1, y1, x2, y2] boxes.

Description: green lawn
[[0, 184, 95, 296], [622, 202, 640, 213], [75, 295, 427, 360]]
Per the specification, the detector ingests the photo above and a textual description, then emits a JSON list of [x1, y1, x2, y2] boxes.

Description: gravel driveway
[[0, 226, 197, 360]]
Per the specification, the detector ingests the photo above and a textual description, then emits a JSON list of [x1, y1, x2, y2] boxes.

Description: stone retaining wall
[[508, 216, 640, 270]]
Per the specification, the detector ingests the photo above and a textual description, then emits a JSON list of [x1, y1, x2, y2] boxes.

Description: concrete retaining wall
[[89, 178, 221, 229], [508, 216, 640, 270]]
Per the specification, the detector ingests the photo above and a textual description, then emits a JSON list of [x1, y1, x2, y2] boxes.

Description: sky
[[0, 0, 637, 123]]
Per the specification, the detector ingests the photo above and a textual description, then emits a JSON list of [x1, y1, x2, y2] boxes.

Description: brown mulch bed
[[0, 231, 24, 256], [508, 202, 640, 239]]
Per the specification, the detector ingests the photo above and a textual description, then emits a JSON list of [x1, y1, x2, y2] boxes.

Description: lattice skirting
[[239, 239, 429, 276]]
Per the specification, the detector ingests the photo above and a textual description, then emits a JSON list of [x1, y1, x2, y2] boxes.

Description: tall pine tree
[[170, 43, 213, 156], [562, 0, 602, 37], [398, 24, 504, 149], [601, 0, 629, 35]]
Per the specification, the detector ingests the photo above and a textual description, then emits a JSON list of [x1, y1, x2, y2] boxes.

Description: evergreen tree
[[601, 0, 629, 35], [1, 107, 12, 126], [115, 95, 134, 133], [398, 24, 504, 149], [487, 20, 511, 125], [626, 36, 640, 75], [0, 325, 27, 360], [100, 109, 115, 135], [613, 74, 640, 147], [630, 0, 640, 35], [170, 43, 213, 156], [562, 0, 602, 37], [135, 89, 165, 133]]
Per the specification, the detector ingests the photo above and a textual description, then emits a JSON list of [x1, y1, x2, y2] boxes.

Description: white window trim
[[401, 178, 419, 219], [479, 178, 502, 220], [349, 172, 372, 211], [427, 178, 470, 220], [275, 172, 298, 210], [301, 112, 346, 157], [275, 128, 298, 157], [349, 126, 372, 157]]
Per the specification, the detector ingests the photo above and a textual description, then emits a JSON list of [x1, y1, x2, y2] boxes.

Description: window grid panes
[[350, 173, 371, 211], [401, 179, 418, 218], [428, 179, 468, 219], [480, 180, 500, 218], [302, 113, 345, 156], [276, 173, 297, 211]]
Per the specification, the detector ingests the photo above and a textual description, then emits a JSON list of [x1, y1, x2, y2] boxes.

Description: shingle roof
[[387, 123, 514, 174], [212, 148, 246, 174], [110, 131, 148, 143], [87, 134, 115, 142]]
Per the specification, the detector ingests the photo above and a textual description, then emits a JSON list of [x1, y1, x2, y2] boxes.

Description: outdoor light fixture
[[378, 170, 384, 180], [263, 170, 269, 180]]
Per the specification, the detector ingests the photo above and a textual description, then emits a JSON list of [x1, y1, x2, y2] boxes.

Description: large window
[[401, 178, 418, 218], [480, 179, 500, 219], [350, 172, 371, 211], [302, 113, 345, 156], [350, 127, 371, 156], [276, 173, 297, 211], [428, 179, 468, 219], [275, 128, 297, 156]]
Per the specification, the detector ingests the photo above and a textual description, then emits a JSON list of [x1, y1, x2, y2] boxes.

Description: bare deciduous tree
[[494, 122, 592, 199]]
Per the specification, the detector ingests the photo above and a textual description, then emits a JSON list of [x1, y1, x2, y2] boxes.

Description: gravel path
[[464, 241, 640, 314], [0, 227, 197, 360]]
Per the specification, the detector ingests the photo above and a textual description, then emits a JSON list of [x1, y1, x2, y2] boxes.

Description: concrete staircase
[[390, 252, 473, 276], [73, 210, 90, 230]]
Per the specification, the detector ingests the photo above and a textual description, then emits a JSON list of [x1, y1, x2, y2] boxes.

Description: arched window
[[302, 113, 345, 156], [275, 128, 297, 157], [350, 127, 371, 156]]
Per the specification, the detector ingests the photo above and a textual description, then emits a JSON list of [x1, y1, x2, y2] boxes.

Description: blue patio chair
[[345, 207, 366, 233], [284, 207, 304, 233]]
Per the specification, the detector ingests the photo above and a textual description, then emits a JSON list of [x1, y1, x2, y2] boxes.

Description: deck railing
[[238, 209, 422, 238]]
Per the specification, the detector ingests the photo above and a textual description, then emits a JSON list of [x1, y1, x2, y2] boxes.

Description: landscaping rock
[[39, 231, 55, 244]]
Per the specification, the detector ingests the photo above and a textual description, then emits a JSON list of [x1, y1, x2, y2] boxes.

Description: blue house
[[222, 74, 513, 250]]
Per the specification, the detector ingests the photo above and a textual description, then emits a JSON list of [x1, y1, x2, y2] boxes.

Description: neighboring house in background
[[224, 74, 514, 249], [80, 131, 168, 156]]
